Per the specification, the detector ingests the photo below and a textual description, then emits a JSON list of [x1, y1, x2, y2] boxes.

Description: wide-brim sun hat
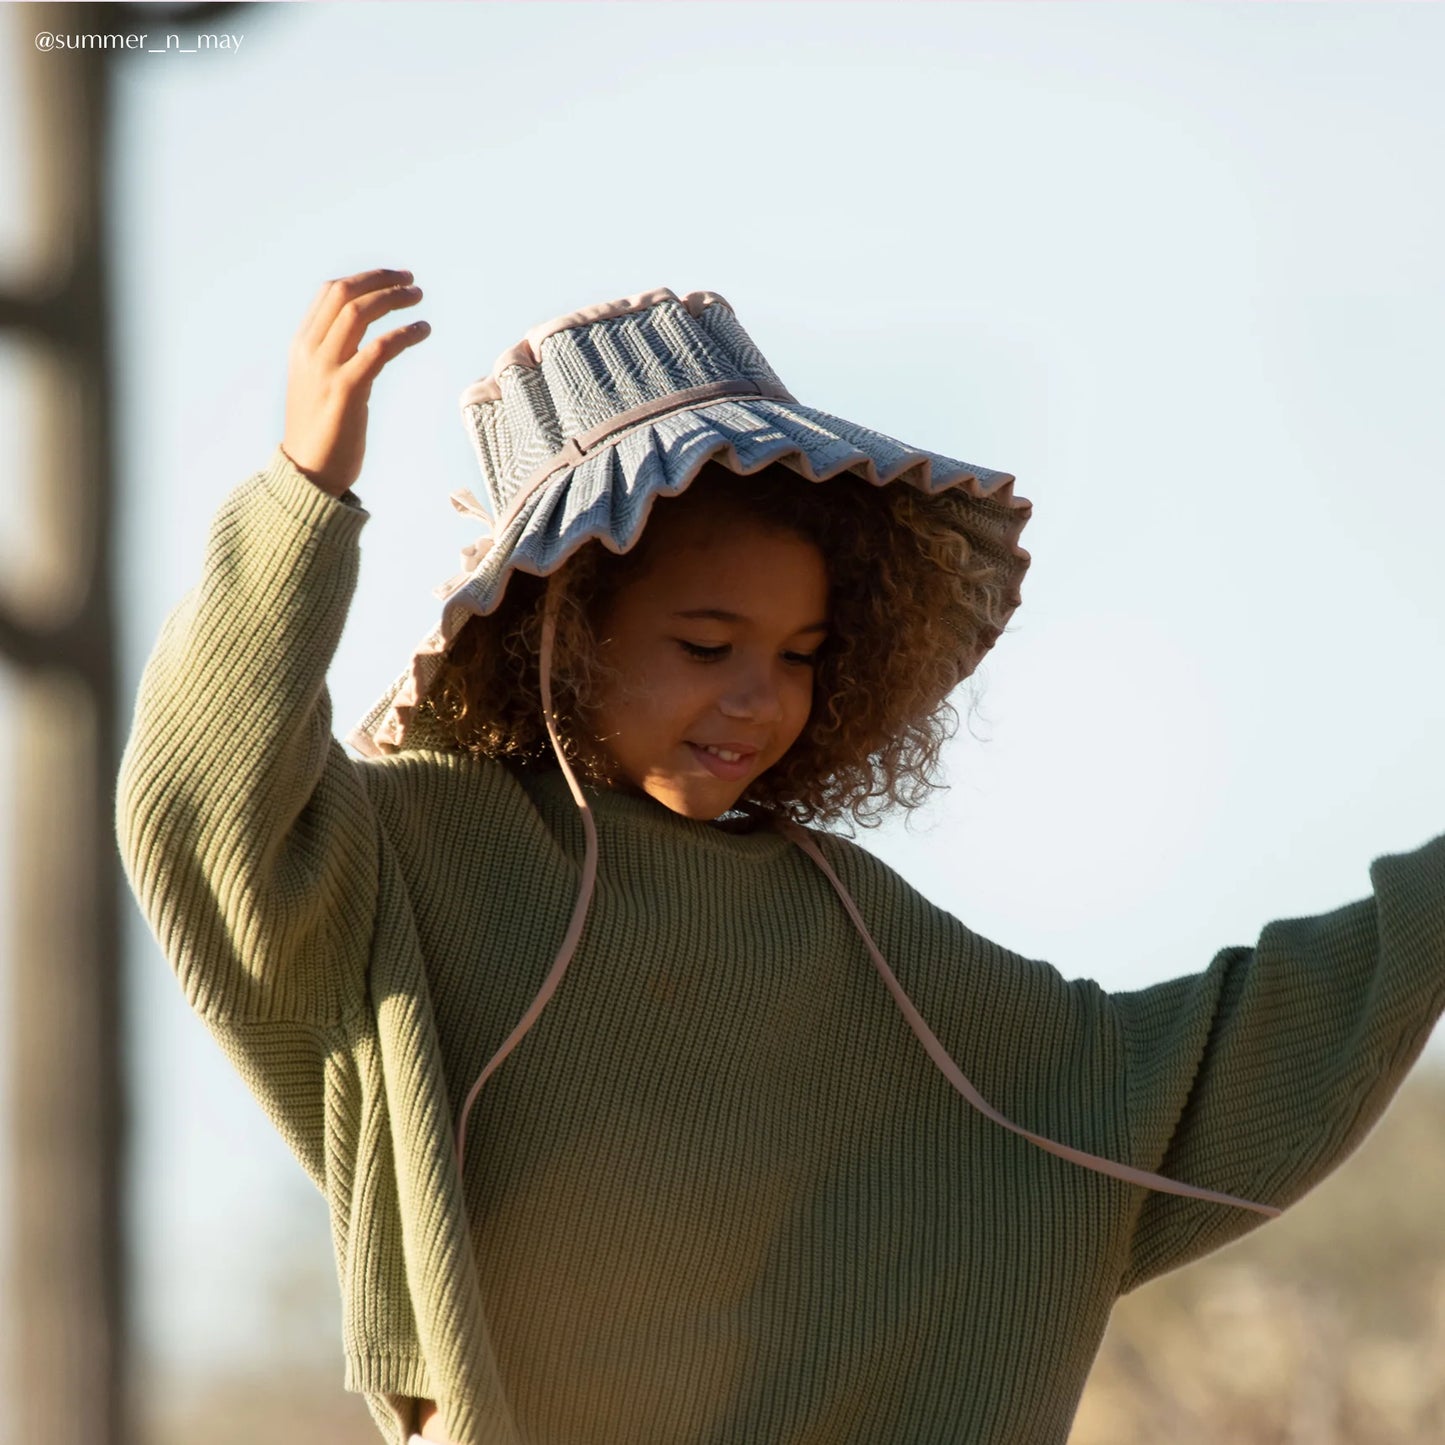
[[346, 285, 1033, 761]]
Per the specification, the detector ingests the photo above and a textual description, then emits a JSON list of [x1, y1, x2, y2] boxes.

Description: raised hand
[[281, 267, 430, 498]]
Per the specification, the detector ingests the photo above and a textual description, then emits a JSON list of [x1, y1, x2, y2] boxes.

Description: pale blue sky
[[1, 0, 1442, 1386]]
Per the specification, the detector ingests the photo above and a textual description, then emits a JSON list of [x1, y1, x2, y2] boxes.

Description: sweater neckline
[[521, 765, 797, 861]]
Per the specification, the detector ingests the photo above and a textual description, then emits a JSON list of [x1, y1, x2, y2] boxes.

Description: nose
[[718, 660, 785, 725]]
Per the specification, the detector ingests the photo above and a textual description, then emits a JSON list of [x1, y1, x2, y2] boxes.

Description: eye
[[678, 641, 820, 667]]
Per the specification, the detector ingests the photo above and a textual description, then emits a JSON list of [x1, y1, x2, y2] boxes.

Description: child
[[116, 274, 1445, 1445]]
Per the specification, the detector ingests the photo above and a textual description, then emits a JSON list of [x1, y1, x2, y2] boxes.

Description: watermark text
[[34, 31, 245, 53]]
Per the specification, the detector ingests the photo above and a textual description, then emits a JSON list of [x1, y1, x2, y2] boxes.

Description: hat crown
[[461, 290, 791, 517]]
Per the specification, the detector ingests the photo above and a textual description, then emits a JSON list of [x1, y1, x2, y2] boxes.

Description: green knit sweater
[[115, 446, 1445, 1445]]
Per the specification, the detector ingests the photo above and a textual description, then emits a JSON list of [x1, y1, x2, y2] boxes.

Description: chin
[[645, 778, 744, 821]]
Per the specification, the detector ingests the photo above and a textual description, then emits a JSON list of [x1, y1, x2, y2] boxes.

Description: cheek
[[601, 649, 705, 729], [658, 666, 720, 722], [787, 673, 817, 725], [597, 638, 664, 706]]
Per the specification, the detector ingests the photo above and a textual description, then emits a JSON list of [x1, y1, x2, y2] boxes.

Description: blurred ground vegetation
[[134, 1065, 1445, 1445], [1072, 1062, 1445, 1444]]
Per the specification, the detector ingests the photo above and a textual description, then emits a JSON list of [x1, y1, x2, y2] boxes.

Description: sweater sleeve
[[116, 446, 379, 1028], [1112, 831, 1445, 1292]]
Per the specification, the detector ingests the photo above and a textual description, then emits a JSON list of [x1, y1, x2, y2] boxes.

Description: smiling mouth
[[685, 742, 759, 778], [694, 743, 754, 763]]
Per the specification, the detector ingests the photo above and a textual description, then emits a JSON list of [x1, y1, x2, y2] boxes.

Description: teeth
[[703, 745, 743, 762]]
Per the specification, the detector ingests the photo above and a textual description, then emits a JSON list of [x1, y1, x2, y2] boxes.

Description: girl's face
[[581, 509, 830, 820]]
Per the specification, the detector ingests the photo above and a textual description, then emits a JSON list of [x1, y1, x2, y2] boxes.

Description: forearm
[[1115, 830, 1445, 1288]]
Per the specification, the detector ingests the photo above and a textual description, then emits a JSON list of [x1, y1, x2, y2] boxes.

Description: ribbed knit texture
[[116, 446, 1445, 1445]]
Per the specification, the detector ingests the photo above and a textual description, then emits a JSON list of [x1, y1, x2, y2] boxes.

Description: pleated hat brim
[[347, 392, 1030, 759]]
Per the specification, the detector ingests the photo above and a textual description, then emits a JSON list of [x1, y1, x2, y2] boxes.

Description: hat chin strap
[[452, 578, 599, 1182], [451, 580, 1281, 1220]]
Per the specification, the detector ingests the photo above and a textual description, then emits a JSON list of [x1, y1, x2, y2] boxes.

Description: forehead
[[615, 510, 828, 612], [643, 508, 819, 570]]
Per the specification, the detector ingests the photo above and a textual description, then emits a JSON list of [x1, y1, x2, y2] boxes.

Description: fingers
[[343, 314, 432, 391], [318, 280, 427, 367], [296, 267, 415, 353]]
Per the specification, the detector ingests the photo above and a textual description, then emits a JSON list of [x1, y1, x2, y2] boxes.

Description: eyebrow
[[672, 608, 829, 634]]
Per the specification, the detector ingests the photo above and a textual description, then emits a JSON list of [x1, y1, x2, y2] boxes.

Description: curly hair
[[416, 457, 1020, 831]]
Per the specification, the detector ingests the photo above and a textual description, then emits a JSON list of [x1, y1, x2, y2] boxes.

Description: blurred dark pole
[[2, 5, 247, 1443]]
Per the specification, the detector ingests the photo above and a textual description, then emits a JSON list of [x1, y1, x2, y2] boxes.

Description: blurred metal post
[[4, 8, 124, 1442], [1, 5, 245, 1442]]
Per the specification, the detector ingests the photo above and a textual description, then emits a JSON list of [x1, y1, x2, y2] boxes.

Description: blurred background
[[2, 1, 1442, 1442]]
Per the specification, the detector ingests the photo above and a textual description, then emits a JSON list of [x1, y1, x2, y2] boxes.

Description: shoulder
[[789, 822, 950, 914], [785, 822, 981, 961], [792, 822, 1112, 1023], [352, 746, 527, 846]]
